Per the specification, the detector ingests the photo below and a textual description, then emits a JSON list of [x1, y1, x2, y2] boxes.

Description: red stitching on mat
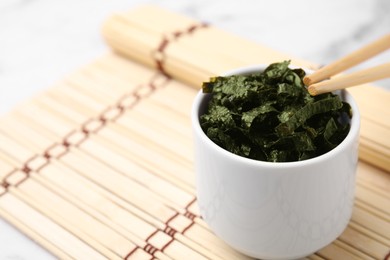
[[27, 157, 50, 173], [82, 119, 105, 134], [124, 246, 139, 259], [163, 226, 177, 237], [149, 73, 171, 89], [165, 212, 179, 225], [145, 229, 159, 243], [185, 197, 197, 210], [44, 143, 68, 159], [99, 116, 107, 124], [1, 170, 15, 192], [144, 244, 158, 256], [43, 151, 51, 159], [184, 211, 196, 221], [384, 250, 390, 260], [181, 221, 195, 235], [100, 106, 125, 122], [6, 172, 28, 188], [0, 184, 8, 197], [134, 84, 155, 99], [152, 22, 209, 76], [117, 94, 140, 109], [160, 237, 174, 253], [21, 166, 31, 174], [62, 140, 71, 147], [22, 155, 40, 174], [0, 72, 169, 199]]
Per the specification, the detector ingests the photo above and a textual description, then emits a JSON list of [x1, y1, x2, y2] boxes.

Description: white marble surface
[[0, 0, 389, 258]]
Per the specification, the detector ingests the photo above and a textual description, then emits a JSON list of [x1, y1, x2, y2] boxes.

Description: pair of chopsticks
[[304, 34, 390, 96]]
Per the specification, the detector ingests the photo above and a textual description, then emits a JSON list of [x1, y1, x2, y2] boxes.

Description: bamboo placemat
[[0, 5, 389, 260]]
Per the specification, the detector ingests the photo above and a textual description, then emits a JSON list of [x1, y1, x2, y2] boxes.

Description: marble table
[[0, 0, 389, 258]]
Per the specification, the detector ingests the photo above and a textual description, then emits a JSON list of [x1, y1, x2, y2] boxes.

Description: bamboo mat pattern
[[0, 5, 389, 260]]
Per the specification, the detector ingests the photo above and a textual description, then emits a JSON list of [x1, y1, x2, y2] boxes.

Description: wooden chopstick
[[304, 34, 390, 86], [307, 62, 390, 95]]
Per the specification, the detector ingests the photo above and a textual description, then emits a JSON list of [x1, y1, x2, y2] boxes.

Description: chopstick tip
[[307, 85, 318, 96], [303, 76, 312, 86]]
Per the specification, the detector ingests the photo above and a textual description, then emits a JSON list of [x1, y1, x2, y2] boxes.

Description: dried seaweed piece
[[200, 61, 352, 162], [275, 96, 343, 136], [201, 105, 235, 129], [241, 103, 277, 129]]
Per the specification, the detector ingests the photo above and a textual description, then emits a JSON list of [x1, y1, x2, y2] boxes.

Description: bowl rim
[[192, 64, 361, 169]]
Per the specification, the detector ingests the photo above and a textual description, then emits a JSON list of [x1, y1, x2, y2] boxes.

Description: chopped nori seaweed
[[200, 61, 352, 162]]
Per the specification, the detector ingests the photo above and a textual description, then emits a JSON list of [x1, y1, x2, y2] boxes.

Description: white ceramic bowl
[[192, 65, 360, 259]]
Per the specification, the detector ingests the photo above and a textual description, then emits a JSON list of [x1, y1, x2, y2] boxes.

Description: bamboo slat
[[0, 5, 389, 260], [0, 132, 36, 164], [339, 226, 389, 259], [0, 116, 55, 152], [19, 179, 137, 258], [0, 194, 81, 260], [0, 159, 15, 179]]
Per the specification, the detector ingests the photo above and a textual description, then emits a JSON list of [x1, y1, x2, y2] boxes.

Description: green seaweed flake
[[200, 61, 352, 162]]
